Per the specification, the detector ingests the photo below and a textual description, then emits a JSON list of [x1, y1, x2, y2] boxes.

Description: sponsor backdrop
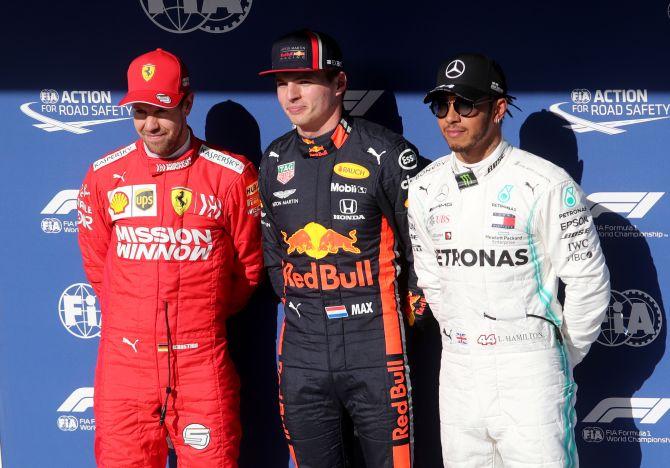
[[1, 1, 669, 467]]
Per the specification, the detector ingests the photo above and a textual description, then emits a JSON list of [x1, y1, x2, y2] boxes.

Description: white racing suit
[[407, 141, 610, 467]]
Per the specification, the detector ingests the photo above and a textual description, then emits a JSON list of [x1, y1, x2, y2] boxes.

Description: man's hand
[[405, 291, 427, 327]]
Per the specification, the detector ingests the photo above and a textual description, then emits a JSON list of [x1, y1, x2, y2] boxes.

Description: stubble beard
[[447, 118, 493, 156]]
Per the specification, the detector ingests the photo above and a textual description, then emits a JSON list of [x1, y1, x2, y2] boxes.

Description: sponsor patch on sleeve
[[199, 145, 245, 174], [93, 143, 136, 171]]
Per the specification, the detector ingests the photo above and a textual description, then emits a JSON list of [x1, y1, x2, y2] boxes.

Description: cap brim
[[258, 67, 341, 77], [423, 84, 489, 104], [118, 90, 183, 108]]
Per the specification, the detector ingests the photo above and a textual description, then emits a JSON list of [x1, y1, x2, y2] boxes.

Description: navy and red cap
[[119, 48, 190, 109], [423, 53, 513, 103], [259, 29, 343, 76]]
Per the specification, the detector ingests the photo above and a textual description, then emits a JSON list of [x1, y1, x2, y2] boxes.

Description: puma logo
[[366, 147, 386, 165], [122, 337, 139, 353], [288, 301, 302, 318], [525, 181, 539, 195]]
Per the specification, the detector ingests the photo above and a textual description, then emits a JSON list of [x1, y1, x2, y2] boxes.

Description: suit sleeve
[[223, 162, 264, 313], [258, 150, 285, 299], [375, 141, 427, 324], [407, 179, 442, 319], [536, 179, 610, 366], [77, 167, 112, 300]]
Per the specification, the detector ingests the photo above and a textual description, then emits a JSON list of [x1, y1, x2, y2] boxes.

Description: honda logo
[[339, 199, 358, 214]]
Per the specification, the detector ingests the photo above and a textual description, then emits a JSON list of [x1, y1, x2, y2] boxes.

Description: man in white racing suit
[[408, 53, 610, 467]]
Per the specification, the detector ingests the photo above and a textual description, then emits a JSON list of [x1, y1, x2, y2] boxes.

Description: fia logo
[[58, 283, 101, 339], [139, 0, 253, 34], [597, 289, 662, 348]]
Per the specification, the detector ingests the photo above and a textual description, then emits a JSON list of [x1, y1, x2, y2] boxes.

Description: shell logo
[[110, 192, 129, 214], [334, 163, 369, 180]]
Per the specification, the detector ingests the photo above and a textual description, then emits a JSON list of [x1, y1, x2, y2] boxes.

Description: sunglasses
[[430, 96, 493, 118]]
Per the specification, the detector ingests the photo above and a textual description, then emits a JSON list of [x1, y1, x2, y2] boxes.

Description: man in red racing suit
[[77, 48, 263, 467]]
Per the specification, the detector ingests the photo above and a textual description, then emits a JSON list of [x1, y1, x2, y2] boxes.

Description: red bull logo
[[281, 222, 360, 259], [283, 260, 374, 290], [387, 359, 410, 441], [308, 145, 328, 157]]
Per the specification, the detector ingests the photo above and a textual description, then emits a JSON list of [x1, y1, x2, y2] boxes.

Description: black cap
[[259, 29, 343, 76], [423, 53, 511, 103]]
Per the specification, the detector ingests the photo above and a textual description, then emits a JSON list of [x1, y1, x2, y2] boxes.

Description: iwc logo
[[139, 0, 253, 34]]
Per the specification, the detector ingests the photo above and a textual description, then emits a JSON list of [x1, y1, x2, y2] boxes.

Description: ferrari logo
[[171, 187, 192, 216], [142, 64, 156, 82]]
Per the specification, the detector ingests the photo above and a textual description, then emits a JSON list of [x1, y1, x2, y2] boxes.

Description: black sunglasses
[[430, 96, 493, 118]]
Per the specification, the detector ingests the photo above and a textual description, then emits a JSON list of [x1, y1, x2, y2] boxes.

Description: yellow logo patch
[[333, 163, 369, 180], [171, 187, 192, 216], [142, 64, 155, 82], [109, 192, 129, 215]]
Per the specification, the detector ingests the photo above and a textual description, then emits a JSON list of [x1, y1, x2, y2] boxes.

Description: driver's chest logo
[[171, 187, 193, 216]]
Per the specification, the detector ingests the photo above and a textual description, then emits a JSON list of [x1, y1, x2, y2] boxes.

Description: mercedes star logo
[[445, 59, 465, 79]]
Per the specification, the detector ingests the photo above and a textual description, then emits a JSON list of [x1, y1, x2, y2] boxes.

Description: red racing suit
[[77, 134, 263, 467]]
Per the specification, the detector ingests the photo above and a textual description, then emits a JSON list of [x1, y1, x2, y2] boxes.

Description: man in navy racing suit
[[258, 29, 426, 468]]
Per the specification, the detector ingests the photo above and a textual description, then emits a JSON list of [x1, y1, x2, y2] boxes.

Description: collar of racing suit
[[138, 129, 201, 176], [452, 139, 511, 182], [295, 116, 352, 158]]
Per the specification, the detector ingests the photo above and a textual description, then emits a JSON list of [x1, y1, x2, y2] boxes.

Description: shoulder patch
[[93, 143, 136, 171], [199, 145, 245, 174]]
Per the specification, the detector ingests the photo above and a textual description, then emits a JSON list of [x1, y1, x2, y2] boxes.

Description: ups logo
[[135, 190, 154, 211]]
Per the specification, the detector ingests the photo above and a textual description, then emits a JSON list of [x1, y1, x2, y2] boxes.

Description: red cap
[[119, 49, 190, 108]]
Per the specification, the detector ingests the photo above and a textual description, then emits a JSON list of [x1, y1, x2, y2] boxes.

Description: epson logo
[[435, 248, 528, 267]]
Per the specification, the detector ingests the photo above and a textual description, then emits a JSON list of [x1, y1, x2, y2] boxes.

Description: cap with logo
[[259, 29, 343, 76], [423, 53, 513, 104], [119, 48, 190, 109]]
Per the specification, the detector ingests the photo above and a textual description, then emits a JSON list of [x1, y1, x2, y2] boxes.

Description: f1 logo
[[587, 192, 664, 218], [583, 397, 670, 424], [339, 199, 358, 215], [57, 387, 94, 413]]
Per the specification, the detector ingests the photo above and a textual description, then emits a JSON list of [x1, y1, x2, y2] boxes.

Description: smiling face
[[132, 93, 193, 157], [275, 71, 346, 138]]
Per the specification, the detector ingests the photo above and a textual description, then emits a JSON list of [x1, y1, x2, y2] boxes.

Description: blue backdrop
[[1, 1, 669, 467]]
